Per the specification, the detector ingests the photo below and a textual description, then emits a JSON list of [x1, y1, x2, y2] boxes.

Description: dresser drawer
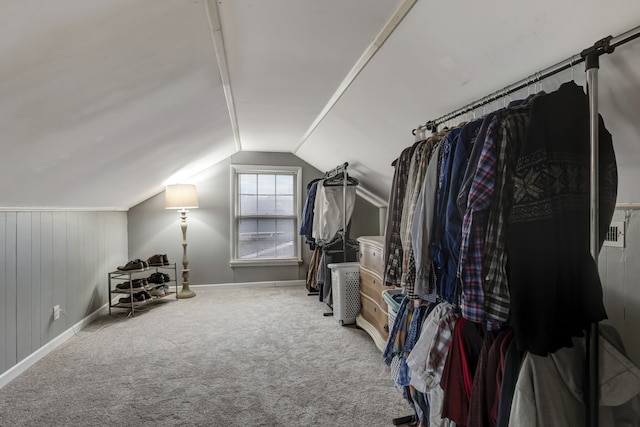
[[359, 268, 385, 310], [358, 241, 384, 277], [360, 293, 389, 340]]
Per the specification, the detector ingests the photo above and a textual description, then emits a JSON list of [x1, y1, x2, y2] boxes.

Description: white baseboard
[[0, 302, 110, 390], [192, 279, 305, 289]]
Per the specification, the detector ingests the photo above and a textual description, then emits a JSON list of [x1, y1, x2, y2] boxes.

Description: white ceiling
[[1, 0, 639, 209]]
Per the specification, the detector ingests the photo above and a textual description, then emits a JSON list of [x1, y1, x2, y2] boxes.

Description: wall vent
[[603, 221, 625, 248]]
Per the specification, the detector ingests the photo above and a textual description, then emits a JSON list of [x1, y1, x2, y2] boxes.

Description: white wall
[[600, 208, 640, 365], [0, 211, 127, 377]]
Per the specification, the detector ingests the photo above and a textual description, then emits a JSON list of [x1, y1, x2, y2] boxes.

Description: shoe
[[148, 272, 163, 284], [147, 254, 165, 267], [137, 290, 152, 300], [118, 294, 146, 305], [116, 278, 146, 291], [162, 254, 170, 265], [149, 286, 166, 297], [117, 259, 147, 272], [148, 272, 171, 284]]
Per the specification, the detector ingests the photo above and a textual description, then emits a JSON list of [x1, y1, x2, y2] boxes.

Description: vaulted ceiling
[[2, 0, 639, 209]]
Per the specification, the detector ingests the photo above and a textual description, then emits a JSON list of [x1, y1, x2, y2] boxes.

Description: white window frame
[[230, 164, 303, 267]]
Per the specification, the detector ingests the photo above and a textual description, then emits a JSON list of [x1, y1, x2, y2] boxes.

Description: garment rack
[[323, 162, 357, 262], [408, 24, 640, 427]]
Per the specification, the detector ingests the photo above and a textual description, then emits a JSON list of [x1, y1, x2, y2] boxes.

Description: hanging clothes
[[496, 338, 522, 427], [388, 79, 624, 427], [384, 141, 422, 287], [440, 316, 484, 425], [481, 96, 539, 327], [311, 181, 356, 246], [457, 95, 540, 327], [405, 301, 458, 427], [508, 327, 640, 427], [430, 127, 463, 305], [507, 81, 617, 356], [401, 135, 442, 299], [299, 178, 321, 248], [411, 143, 442, 299]]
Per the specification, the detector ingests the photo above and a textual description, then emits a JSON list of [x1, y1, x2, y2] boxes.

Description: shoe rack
[[108, 263, 178, 316]]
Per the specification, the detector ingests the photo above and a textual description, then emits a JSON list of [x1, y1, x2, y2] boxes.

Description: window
[[230, 165, 302, 266]]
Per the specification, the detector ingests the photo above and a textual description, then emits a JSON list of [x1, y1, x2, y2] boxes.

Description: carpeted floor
[[0, 286, 412, 426]]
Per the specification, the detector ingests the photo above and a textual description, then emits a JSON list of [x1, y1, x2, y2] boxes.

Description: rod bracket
[[425, 121, 438, 133], [581, 35, 615, 70]]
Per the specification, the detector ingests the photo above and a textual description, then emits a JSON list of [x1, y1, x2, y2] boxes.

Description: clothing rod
[[411, 24, 640, 133], [611, 24, 640, 49]]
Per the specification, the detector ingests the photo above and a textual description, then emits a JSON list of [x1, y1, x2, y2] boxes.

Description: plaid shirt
[[384, 142, 419, 287], [400, 140, 428, 296], [483, 100, 536, 324], [427, 309, 458, 381], [458, 115, 503, 323], [401, 137, 440, 298], [411, 143, 441, 297]]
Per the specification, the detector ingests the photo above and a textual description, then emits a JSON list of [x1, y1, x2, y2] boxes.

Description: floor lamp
[[165, 184, 199, 299]]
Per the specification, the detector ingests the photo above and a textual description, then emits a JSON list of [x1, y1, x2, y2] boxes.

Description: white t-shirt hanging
[[312, 181, 356, 244]]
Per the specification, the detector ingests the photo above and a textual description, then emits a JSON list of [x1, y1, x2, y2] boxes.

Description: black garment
[[496, 338, 522, 427], [507, 82, 617, 356]]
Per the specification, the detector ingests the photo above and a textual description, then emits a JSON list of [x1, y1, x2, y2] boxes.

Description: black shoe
[[116, 278, 146, 291], [162, 254, 170, 265], [119, 294, 145, 305], [135, 290, 152, 300], [148, 272, 164, 284], [148, 272, 170, 284]]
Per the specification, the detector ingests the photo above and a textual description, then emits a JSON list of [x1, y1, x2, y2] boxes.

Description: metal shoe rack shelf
[[108, 263, 178, 316]]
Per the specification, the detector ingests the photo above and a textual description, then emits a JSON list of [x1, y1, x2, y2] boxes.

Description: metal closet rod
[[411, 24, 640, 135]]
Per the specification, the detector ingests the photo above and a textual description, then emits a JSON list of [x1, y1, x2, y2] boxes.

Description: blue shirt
[[299, 180, 319, 239]]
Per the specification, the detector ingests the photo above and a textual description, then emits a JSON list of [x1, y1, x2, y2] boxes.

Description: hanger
[[323, 172, 359, 187]]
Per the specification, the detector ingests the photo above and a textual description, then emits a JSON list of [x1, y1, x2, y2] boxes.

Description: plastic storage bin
[[327, 262, 361, 326], [382, 289, 404, 332]]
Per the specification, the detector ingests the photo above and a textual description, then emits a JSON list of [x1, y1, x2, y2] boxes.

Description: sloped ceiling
[[1, 0, 639, 209]]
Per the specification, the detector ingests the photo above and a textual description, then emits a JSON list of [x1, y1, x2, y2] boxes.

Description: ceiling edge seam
[[292, 0, 418, 154], [204, 0, 242, 151]]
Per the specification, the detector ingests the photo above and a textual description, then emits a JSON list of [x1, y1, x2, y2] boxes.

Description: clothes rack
[[411, 26, 640, 136], [322, 162, 359, 262], [409, 24, 640, 427]]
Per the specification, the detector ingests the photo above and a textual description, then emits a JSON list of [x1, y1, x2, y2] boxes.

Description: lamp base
[[177, 288, 196, 299]]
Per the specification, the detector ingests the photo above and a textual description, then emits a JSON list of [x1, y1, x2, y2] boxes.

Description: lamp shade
[[165, 184, 199, 209]]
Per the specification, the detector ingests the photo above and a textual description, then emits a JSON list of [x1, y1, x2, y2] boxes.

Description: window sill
[[230, 259, 303, 268]]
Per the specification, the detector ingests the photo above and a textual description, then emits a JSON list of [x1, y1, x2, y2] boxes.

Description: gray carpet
[[0, 286, 412, 426]]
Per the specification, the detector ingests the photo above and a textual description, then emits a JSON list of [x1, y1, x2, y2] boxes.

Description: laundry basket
[[382, 289, 404, 334], [327, 262, 361, 326]]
